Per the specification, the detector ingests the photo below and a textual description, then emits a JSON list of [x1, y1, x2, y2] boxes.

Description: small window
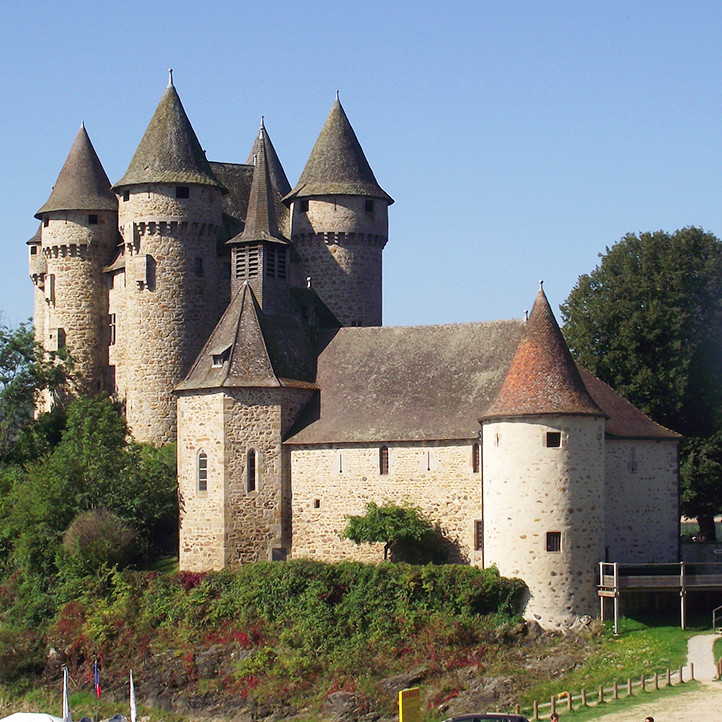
[[247, 449, 256, 492], [211, 347, 230, 368], [176, 186, 190, 199], [313, 499, 321, 509], [299, 199, 309, 213], [474, 520, 483, 551], [337, 451, 344, 473], [194, 257, 203, 275], [546, 531, 561, 552], [122, 190, 130, 202], [89, 214, 98, 225], [198, 451, 208, 492], [30, 246, 37, 255], [546, 431, 562, 448], [379, 446, 389, 475], [108, 314, 116, 346], [472, 443, 480, 473], [365, 199, 374, 213]]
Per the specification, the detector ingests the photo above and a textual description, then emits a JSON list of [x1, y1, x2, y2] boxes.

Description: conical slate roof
[[246, 119, 291, 197], [113, 82, 225, 191], [35, 125, 117, 218], [229, 125, 287, 246], [482, 285, 603, 419], [284, 97, 393, 203]]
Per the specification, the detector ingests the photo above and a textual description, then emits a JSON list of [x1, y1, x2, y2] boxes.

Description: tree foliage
[[680, 432, 722, 541], [343, 501, 445, 562], [561, 227, 722, 437]]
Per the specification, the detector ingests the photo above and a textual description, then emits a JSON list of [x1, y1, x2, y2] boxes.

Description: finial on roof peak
[[168, 68, 174, 87], [539, 279, 544, 290], [80, 120, 85, 130], [335, 90, 340, 101], [524, 309, 529, 322]]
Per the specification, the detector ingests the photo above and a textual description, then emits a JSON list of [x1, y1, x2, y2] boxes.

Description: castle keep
[[29, 79, 680, 627]]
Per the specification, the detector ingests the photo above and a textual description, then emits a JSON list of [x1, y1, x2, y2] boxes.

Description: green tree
[[343, 501, 445, 562], [561, 228, 722, 538], [680, 433, 722, 541]]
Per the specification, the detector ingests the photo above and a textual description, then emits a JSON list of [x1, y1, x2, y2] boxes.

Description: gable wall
[[604, 438, 679, 562], [288, 441, 483, 563]]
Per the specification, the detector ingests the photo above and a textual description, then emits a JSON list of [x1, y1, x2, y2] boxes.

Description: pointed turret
[[284, 97, 392, 203], [246, 118, 291, 198], [113, 80, 224, 191], [483, 283, 603, 419], [36, 125, 117, 217]]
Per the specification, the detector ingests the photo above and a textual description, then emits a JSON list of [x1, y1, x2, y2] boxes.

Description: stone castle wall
[[288, 440, 483, 564], [107, 265, 127, 399], [118, 184, 226, 444], [290, 196, 388, 326], [604, 438, 679, 562], [482, 416, 606, 628], [40, 210, 117, 395]]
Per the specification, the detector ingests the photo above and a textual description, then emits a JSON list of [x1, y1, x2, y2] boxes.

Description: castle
[[28, 78, 680, 627]]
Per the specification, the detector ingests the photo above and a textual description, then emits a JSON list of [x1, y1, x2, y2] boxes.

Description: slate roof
[[113, 83, 225, 192], [176, 283, 325, 391], [230, 125, 288, 246], [246, 119, 291, 197], [284, 98, 393, 204], [482, 286, 603, 420], [35, 125, 117, 218], [209, 161, 253, 240], [286, 320, 525, 444]]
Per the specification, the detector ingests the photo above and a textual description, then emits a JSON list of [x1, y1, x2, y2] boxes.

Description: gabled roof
[[113, 82, 225, 191], [482, 285, 603, 420], [176, 283, 320, 392], [246, 119, 291, 197], [35, 125, 117, 218], [229, 125, 288, 246], [284, 97, 393, 204]]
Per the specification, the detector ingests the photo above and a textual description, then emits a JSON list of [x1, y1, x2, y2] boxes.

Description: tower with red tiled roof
[[34, 124, 118, 398], [284, 96, 393, 327], [480, 283, 607, 627]]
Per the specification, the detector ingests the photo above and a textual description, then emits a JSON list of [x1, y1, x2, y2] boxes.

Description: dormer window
[[211, 347, 231, 368], [176, 186, 190, 199]]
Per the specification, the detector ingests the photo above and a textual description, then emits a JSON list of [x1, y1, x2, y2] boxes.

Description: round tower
[[283, 96, 393, 327], [34, 125, 118, 398], [112, 77, 226, 444], [480, 285, 606, 628]]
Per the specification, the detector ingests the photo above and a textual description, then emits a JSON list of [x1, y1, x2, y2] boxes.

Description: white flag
[[62, 667, 72, 722], [129, 670, 136, 722]]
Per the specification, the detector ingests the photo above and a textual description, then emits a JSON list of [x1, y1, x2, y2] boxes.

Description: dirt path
[[583, 633, 722, 721]]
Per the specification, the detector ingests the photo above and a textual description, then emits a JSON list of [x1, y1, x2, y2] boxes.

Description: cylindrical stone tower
[[33, 125, 118, 397], [112, 79, 226, 444], [284, 97, 393, 327], [481, 285, 607, 628]]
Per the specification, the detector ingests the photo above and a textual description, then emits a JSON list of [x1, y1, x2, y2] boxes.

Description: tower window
[[30, 246, 37, 256], [43, 217, 49, 227], [46, 274, 56, 304], [122, 190, 130, 202], [379, 446, 389, 475], [194, 257, 203, 275], [247, 449, 256, 492], [176, 186, 190, 199], [365, 199, 374, 213], [546, 431, 562, 448], [266, 246, 287, 280], [546, 531, 562, 552], [235, 244, 260, 279], [89, 214, 98, 225], [108, 314, 116, 346], [299, 199, 309, 213], [472, 443, 480, 473], [198, 451, 208, 492], [313, 499, 321, 509]]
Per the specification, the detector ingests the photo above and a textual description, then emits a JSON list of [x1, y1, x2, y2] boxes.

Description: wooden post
[[598, 684, 604, 704], [567, 693, 572, 712], [581, 689, 587, 706], [641, 674, 646, 692], [514, 704, 520, 714], [627, 678, 632, 696], [679, 665, 684, 683], [680, 562, 687, 630], [653, 672, 659, 690], [550, 696, 556, 716], [613, 680, 618, 700], [666, 667, 672, 686], [532, 700, 539, 720]]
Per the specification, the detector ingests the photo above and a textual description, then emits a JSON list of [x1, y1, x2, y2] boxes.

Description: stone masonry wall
[[107, 266, 127, 399], [289, 441, 483, 564], [290, 196, 388, 326], [177, 391, 227, 571], [118, 184, 225, 444], [40, 210, 117, 395], [604, 438, 679, 562], [482, 416, 606, 628]]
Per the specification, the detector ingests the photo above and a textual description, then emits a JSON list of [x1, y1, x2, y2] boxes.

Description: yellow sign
[[399, 686, 421, 722]]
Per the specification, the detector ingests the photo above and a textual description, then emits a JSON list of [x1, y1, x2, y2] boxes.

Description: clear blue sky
[[2, 1, 721, 329]]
